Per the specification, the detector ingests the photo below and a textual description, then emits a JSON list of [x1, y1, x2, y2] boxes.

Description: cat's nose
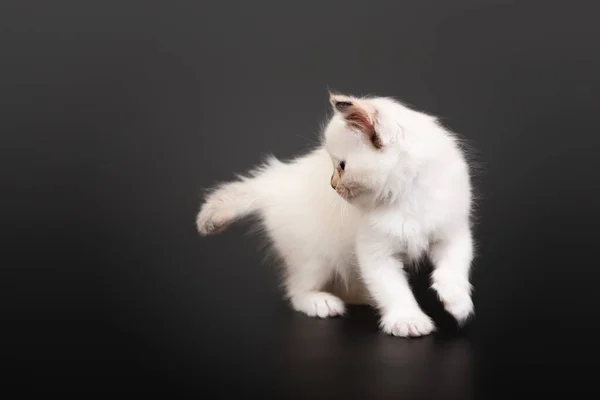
[[330, 174, 338, 189]]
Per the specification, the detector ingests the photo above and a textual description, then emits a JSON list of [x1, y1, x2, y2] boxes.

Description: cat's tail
[[195, 157, 279, 236]]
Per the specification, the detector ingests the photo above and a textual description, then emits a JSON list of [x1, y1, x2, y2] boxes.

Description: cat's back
[[259, 147, 347, 211], [258, 147, 361, 261]]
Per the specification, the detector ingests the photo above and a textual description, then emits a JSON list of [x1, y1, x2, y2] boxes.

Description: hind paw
[[290, 292, 346, 318]]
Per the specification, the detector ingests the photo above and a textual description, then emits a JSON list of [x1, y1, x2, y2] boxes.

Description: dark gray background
[[2, 0, 599, 397]]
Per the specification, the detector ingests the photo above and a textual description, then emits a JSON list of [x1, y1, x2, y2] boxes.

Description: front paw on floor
[[380, 311, 436, 337]]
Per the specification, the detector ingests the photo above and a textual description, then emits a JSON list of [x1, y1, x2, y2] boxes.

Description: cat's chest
[[367, 211, 432, 260]]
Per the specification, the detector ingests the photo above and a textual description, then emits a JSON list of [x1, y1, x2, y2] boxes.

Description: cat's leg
[[196, 179, 259, 235], [429, 225, 474, 325], [285, 259, 345, 318], [357, 241, 435, 337]]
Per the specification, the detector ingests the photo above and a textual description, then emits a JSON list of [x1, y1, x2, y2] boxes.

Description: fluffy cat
[[196, 93, 474, 337]]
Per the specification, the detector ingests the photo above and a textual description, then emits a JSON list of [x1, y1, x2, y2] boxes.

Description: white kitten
[[196, 93, 474, 337]]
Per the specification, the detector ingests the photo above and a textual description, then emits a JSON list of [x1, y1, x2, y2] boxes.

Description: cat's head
[[323, 93, 411, 208]]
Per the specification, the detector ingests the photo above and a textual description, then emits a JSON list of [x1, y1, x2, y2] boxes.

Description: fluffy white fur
[[196, 93, 474, 337]]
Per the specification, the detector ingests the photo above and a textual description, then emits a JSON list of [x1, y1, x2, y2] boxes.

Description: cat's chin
[[335, 187, 377, 210], [334, 184, 364, 202], [335, 191, 358, 206]]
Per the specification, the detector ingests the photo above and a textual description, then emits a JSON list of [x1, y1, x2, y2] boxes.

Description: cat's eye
[[339, 161, 345, 171]]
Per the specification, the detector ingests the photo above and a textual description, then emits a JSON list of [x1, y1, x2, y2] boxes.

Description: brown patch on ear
[[329, 94, 382, 150]]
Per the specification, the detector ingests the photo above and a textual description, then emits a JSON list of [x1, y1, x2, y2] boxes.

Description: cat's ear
[[329, 94, 382, 149]]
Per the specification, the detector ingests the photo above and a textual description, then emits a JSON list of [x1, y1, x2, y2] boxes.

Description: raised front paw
[[380, 310, 436, 337], [431, 277, 474, 325], [195, 202, 233, 236]]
